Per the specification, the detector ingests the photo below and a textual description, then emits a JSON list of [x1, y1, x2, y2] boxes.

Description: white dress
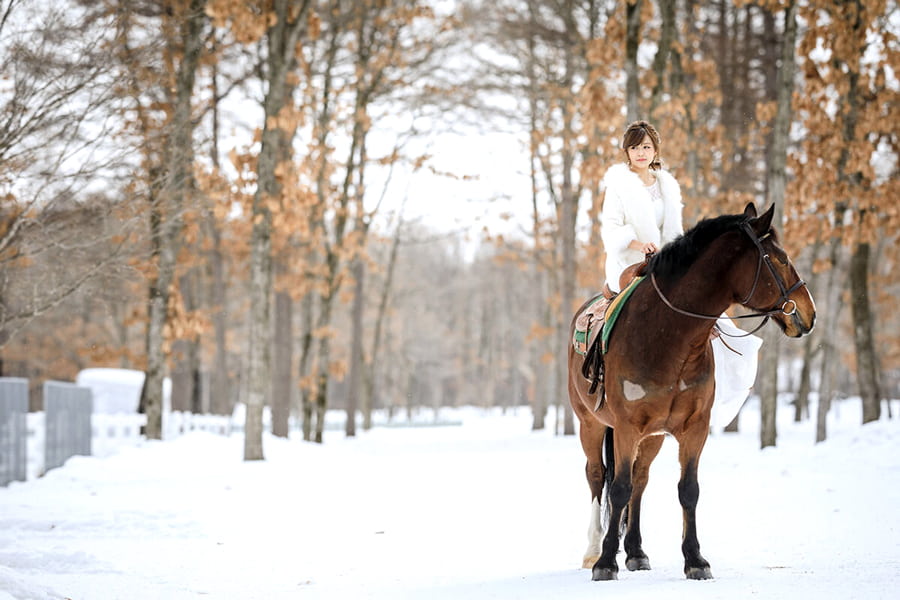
[[710, 317, 762, 430]]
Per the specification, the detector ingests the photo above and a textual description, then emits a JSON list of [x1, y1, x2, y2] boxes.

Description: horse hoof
[[685, 566, 713, 580], [626, 556, 651, 571], [592, 566, 618, 581]]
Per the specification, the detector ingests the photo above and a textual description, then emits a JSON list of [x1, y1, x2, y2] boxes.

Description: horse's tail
[[601, 426, 615, 533], [603, 426, 615, 488], [603, 426, 629, 535]]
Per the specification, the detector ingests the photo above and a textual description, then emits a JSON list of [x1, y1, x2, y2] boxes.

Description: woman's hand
[[629, 240, 659, 255]]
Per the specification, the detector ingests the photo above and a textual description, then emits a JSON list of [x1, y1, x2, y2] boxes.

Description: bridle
[[649, 220, 807, 337]]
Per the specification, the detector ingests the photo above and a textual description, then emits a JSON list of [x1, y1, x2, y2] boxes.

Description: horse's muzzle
[[786, 308, 815, 337]]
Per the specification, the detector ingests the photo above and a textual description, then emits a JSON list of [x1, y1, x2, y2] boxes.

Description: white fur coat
[[601, 163, 684, 292]]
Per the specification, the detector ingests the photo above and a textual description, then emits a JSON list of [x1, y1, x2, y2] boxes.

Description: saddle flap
[[573, 296, 609, 356]]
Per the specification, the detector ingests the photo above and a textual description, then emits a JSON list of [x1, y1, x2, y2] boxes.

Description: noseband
[[650, 221, 807, 336]]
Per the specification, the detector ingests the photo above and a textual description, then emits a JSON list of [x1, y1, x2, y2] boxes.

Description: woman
[[600, 120, 683, 293], [600, 120, 760, 427]]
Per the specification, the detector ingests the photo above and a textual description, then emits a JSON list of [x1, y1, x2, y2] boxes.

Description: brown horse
[[568, 203, 816, 581]]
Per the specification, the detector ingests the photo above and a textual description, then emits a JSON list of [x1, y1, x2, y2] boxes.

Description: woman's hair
[[622, 120, 662, 170]]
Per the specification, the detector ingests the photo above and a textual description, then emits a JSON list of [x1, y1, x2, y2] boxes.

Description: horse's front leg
[[623, 434, 664, 571], [675, 425, 713, 580]]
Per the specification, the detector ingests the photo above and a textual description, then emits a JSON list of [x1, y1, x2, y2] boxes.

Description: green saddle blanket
[[601, 275, 644, 353], [573, 275, 645, 356]]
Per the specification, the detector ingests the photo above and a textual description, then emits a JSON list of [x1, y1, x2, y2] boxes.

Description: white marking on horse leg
[[583, 496, 604, 568], [623, 379, 646, 401], [679, 379, 689, 391]]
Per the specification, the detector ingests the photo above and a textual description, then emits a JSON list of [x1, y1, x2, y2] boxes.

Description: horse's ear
[[743, 203, 757, 218], [753, 203, 775, 233]]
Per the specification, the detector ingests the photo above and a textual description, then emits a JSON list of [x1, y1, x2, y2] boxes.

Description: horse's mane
[[647, 212, 748, 281]]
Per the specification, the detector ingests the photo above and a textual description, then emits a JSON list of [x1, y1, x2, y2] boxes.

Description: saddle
[[573, 257, 652, 410], [574, 258, 651, 354]]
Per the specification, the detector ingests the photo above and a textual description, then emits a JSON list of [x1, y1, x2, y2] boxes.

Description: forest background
[[0, 0, 896, 457]]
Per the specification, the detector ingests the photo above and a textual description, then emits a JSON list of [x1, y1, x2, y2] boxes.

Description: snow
[[74, 369, 171, 415], [2, 401, 899, 600]]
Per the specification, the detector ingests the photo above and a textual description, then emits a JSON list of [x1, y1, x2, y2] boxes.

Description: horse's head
[[738, 203, 816, 338]]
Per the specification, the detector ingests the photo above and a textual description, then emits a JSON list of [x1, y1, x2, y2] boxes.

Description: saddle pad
[[573, 295, 608, 356], [601, 275, 645, 354]]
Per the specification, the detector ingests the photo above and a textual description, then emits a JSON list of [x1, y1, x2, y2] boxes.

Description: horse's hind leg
[[624, 434, 664, 571], [675, 425, 714, 580], [579, 423, 607, 569], [591, 430, 637, 581]]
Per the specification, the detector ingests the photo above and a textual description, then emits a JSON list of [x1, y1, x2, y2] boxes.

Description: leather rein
[[649, 221, 807, 338]]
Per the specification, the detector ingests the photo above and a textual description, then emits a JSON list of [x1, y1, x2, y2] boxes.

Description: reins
[[649, 221, 807, 338]]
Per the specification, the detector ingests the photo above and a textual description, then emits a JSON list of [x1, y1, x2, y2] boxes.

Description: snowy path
[[1, 403, 899, 599]]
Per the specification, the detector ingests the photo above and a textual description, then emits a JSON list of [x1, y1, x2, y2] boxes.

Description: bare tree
[[113, 0, 209, 440], [245, 0, 311, 459], [759, 0, 797, 449], [0, 2, 127, 354]]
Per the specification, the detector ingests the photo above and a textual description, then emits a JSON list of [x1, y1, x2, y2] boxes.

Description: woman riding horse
[[568, 202, 816, 581]]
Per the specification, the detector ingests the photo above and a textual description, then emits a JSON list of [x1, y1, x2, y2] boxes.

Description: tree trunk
[[171, 340, 192, 413], [209, 224, 230, 415], [186, 273, 202, 414], [795, 242, 822, 422], [794, 332, 815, 422], [624, 0, 642, 122], [529, 144, 546, 431], [715, 0, 733, 191], [141, 235, 174, 440], [831, 2, 881, 426], [271, 290, 292, 438], [245, 2, 307, 460], [306, 11, 365, 443], [345, 256, 365, 437], [298, 290, 315, 441], [365, 211, 404, 431], [207, 56, 231, 417], [312, 288, 337, 444], [815, 231, 848, 443], [758, 0, 796, 450], [139, 0, 207, 440], [649, 0, 676, 118], [534, 269, 553, 432], [525, 3, 546, 431], [245, 206, 273, 459], [758, 331, 779, 448], [849, 239, 881, 423], [171, 272, 202, 414]]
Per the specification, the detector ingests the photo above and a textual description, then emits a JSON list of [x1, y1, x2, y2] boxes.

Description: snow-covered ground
[[2, 399, 899, 600]]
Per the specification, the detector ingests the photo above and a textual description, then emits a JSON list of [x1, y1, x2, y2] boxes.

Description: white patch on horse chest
[[623, 380, 646, 401], [679, 379, 689, 391]]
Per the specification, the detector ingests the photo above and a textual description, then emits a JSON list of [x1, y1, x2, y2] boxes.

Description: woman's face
[[626, 134, 657, 170]]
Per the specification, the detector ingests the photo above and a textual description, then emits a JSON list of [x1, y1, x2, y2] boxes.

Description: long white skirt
[[710, 316, 762, 430]]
